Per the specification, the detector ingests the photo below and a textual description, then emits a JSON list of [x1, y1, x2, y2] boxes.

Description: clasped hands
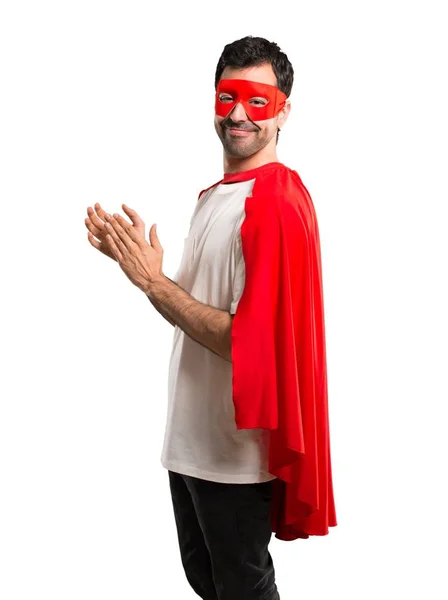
[[85, 202, 164, 294]]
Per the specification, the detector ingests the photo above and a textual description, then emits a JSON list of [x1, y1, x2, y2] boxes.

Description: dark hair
[[214, 36, 294, 143]]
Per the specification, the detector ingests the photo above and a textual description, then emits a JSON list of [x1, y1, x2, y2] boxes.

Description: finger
[[93, 202, 109, 220], [108, 207, 133, 227], [105, 233, 123, 262], [149, 223, 163, 252], [111, 214, 144, 248], [93, 202, 105, 214], [104, 207, 133, 230], [88, 205, 107, 230], [92, 203, 119, 231], [105, 218, 132, 253], [122, 204, 144, 227], [85, 217, 102, 239], [87, 231, 102, 251]]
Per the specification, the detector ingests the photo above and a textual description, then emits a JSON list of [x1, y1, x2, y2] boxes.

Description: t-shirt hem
[[161, 458, 277, 484]]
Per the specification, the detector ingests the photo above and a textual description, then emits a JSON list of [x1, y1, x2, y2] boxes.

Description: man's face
[[214, 64, 286, 159]]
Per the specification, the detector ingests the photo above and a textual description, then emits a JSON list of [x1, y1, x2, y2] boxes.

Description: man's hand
[[103, 212, 164, 292], [85, 202, 145, 261]]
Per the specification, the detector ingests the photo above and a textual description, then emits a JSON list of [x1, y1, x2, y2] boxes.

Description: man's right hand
[[85, 202, 146, 261]]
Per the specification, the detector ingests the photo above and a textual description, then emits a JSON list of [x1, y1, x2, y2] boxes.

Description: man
[[85, 35, 336, 600]]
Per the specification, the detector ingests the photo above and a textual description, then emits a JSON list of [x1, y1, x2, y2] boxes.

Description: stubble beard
[[223, 135, 258, 158], [217, 124, 269, 159]]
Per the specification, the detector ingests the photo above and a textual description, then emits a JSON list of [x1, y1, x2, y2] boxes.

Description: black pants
[[168, 470, 280, 600]]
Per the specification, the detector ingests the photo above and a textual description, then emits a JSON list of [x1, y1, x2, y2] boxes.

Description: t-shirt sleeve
[[230, 231, 246, 315]]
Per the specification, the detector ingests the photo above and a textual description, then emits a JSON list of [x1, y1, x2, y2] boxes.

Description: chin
[[225, 146, 258, 159]]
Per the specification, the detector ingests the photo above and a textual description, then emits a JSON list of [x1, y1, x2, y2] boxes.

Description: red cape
[[199, 161, 337, 541]]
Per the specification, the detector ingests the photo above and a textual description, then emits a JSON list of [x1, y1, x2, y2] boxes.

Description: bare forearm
[[147, 277, 176, 327], [145, 275, 232, 362]]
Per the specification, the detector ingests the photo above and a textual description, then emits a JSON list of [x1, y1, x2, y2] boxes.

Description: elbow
[[213, 312, 233, 363], [223, 345, 232, 363], [223, 314, 234, 362]]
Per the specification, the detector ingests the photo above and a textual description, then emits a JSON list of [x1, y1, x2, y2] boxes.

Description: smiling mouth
[[226, 128, 255, 135]]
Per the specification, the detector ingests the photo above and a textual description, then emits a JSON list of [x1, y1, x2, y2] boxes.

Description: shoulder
[[197, 182, 219, 201], [251, 164, 318, 234]]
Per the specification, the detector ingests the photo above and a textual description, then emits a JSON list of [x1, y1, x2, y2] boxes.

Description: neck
[[223, 148, 279, 174]]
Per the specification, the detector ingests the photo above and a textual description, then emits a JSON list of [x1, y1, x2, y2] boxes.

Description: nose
[[228, 101, 249, 122]]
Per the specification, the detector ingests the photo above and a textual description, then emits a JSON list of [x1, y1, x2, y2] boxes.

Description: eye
[[219, 93, 234, 103], [249, 97, 268, 106]]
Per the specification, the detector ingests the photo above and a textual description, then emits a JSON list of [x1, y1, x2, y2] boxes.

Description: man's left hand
[[104, 212, 164, 293]]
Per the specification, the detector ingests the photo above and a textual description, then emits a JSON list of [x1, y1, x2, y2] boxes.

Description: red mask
[[215, 79, 287, 122]]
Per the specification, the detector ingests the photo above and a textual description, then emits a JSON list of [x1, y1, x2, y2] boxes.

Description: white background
[[1, 1, 447, 598]]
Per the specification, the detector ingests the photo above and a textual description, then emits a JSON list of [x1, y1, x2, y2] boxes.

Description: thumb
[[149, 223, 162, 251], [122, 203, 143, 226]]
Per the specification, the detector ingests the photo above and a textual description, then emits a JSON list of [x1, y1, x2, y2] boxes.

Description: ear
[[277, 100, 291, 130]]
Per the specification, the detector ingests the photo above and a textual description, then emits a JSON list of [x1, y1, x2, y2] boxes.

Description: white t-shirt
[[160, 178, 275, 483]]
